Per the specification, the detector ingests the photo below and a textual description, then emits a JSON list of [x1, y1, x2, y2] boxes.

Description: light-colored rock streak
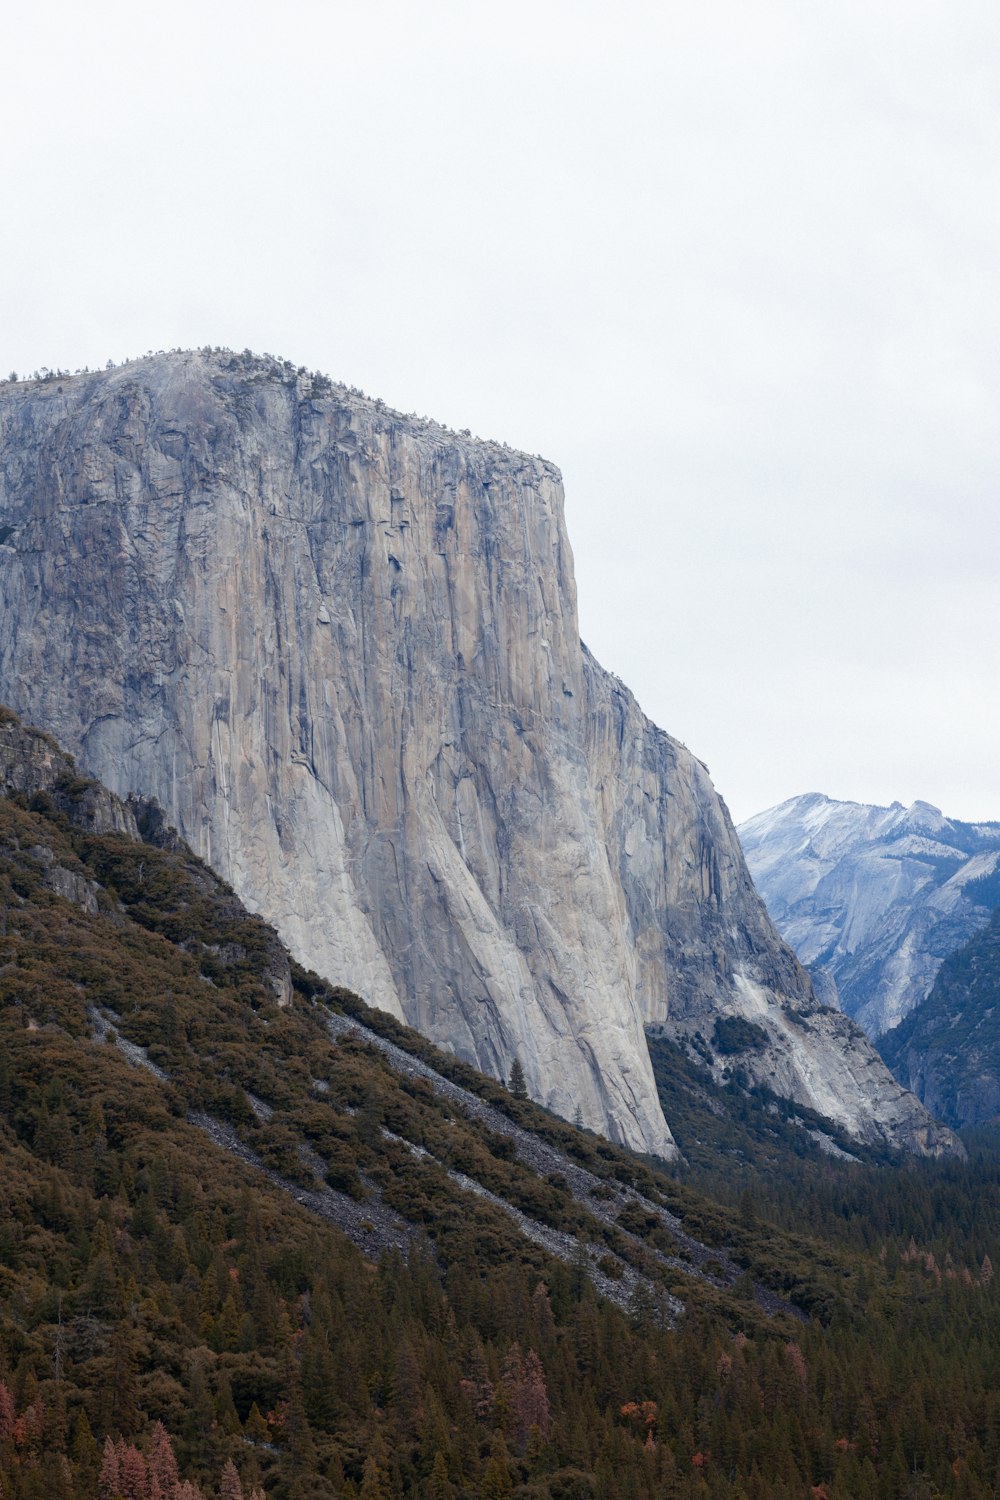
[[0, 353, 958, 1158]]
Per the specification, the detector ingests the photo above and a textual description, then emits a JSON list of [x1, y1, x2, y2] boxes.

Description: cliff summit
[[0, 351, 959, 1158]]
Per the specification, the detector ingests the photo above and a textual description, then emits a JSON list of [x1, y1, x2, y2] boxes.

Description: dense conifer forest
[[3, 707, 1000, 1499]]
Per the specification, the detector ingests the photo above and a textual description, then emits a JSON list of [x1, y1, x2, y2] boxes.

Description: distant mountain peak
[[739, 792, 1000, 1039]]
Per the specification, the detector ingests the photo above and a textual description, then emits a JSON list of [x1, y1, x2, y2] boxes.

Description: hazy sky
[[3, 1, 998, 824]]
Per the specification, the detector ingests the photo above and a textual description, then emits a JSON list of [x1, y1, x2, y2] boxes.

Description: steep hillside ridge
[[739, 793, 1000, 1037], [880, 905, 1000, 1129], [0, 353, 955, 1156], [0, 705, 833, 1325], [4, 709, 994, 1500], [0, 711, 796, 1496]]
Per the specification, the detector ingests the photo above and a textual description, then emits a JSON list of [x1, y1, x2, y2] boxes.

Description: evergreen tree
[[516, 1350, 551, 1444], [70, 1408, 100, 1490], [480, 1434, 514, 1499], [218, 1459, 243, 1500], [508, 1057, 527, 1100], [0, 1383, 13, 1439], [108, 1322, 140, 1435], [424, 1450, 455, 1500], [285, 1373, 317, 1477], [97, 1436, 121, 1499], [243, 1402, 270, 1445], [301, 1328, 339, 1433], [360, 1436, 394, 1500], [148, 1420, 180, 1494], [119, 1442, 148, 1499]]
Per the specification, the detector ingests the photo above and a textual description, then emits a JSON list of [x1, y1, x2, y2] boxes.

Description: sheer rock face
[[879, 907, 1000, 1131], [739, 793, 1000, 1038], [0, 354, 957, 1157]]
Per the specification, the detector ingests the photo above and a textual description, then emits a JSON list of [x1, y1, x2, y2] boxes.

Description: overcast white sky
[[3, 0, 998, 824]]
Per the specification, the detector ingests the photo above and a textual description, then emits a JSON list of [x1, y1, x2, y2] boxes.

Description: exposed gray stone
[[0, 353, 958, 1157], [0, 710, 138, 838], [739, 793, 1000, 1037]]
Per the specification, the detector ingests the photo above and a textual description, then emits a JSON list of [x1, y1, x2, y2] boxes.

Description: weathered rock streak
[[0, 354, 955, 1156]]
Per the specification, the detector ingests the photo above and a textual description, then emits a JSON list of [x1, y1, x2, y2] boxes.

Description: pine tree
[[183, 1357, 218, 1471], [214, 1374, 241, 1437], [285, 1373, 317, 1476], [516, 1350, 551, 1445], [424, 1450, 455, 1500], [530, 1280, 555, 1345], [218, 1459, 243, 1500], [301, 1329, 339, 1433], [118, 1442, 148, 1500], [70, 1408, 100, 1489], [243, 1402, 270, 1444], [360, 1437, 394, 1500], [85, 1223, 120, 1320], [480, 1434, 514, 1499], [389, 1336, 424, 1439], [0, 1050, 11, 1119], [98, 1436, 121, 1500], [108, 1323, 140, 1435], [148, 1420, 180, 1494], [508, 1057, 527, 1100], [0, 1382, 14, 1439], [460, 1339, 494, 1424]]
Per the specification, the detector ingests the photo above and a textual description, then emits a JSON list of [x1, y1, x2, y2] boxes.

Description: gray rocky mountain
[[878, 904, 1000, 1130], [739, 793, 1000, 1038], [0, 352, 957, 1157]]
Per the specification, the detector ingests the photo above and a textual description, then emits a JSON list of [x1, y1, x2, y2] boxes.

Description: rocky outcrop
[[879, 906, 1000, 1130], [0, 705, 295, 1008], [739, 794, 1000, 1037], [0, 353, 958, 1156], [0, 705, 138, 838]]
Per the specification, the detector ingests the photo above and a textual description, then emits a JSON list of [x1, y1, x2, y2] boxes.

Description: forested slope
[[3, 706, 1000, 1499]]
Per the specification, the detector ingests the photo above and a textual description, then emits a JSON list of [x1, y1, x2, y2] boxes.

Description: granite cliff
[[0, 352, 957, 1156], [739, 793, 1000, 1037], [879, 903, 1000, 1129]]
